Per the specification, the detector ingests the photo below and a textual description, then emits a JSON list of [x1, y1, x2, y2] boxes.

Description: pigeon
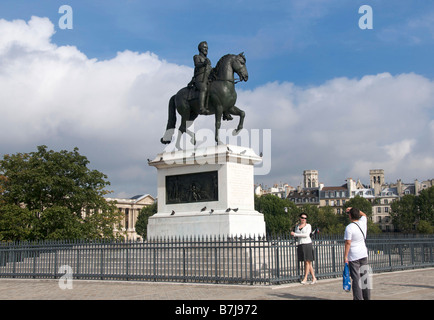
[[225, 208, 231, 212], [171, 210, 175, 215], [233, 208, 239, 212], [240, 150, 246, 155], [201, 206, 207, 212], [210, 209, 214, 214], [259, 152, 263, 157]]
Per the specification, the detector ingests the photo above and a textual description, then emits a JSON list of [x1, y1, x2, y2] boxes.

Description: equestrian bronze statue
[[160, 46, 249, 149]]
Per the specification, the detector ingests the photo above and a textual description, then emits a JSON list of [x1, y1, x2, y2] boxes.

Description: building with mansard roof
[[106, 194, 155, 240], [257, 168, 433, 232]]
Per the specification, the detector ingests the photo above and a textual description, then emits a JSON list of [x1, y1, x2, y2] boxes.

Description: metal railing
[[1, 235, 433, 285]]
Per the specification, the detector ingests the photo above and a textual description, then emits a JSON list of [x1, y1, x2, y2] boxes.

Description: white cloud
[[0, 16, 433, 197], [0, 16, 191, 196], [238, 73, 434, 186]]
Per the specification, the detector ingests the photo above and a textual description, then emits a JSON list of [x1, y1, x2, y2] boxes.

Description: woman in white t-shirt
[[291, 213, 317, 285], [344, 207, 371, 300]]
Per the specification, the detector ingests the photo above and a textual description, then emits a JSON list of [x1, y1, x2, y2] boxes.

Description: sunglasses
[[300, 217, 307, 219]]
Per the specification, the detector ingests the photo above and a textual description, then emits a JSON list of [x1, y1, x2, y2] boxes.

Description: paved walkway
[[0, 268, 433, 300]]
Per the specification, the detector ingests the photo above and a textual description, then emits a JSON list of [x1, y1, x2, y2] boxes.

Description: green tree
[[36, 206, 83, 240], [0, 145, 122, 240], [417, 220, 434, 234], [417, 186, 434, 226], [390, 186, 434, 233], [316, 206, 346, 235], [390, 194, 417, 232], [0, 204, 36, 241], [135, 202, 158, 240], [0, 145, 112, 214], [254, 194, 298, 234]]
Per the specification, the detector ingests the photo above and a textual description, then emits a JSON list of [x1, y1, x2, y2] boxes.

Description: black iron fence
[[0, 235, 433, 285]]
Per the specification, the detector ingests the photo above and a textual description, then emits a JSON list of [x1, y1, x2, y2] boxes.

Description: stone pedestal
[[147, 144, 266, 239]]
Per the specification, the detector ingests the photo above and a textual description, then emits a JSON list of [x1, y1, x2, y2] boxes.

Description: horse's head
[[232, 52, 248, 82]]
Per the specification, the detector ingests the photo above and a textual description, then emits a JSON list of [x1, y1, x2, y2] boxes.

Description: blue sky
[[0, 0, 433, 197], [2, 0, 433, 86]]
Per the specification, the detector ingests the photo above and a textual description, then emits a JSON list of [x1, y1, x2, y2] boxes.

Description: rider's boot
[[198, 91, 208, 114]]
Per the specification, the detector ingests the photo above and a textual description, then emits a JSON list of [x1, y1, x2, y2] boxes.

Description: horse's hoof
[[232, 128, 242, 136]]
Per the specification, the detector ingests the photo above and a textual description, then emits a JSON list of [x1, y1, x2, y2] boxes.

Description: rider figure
[[193, 41, 212, 115]]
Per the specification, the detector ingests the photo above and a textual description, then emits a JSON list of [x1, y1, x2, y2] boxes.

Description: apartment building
[[259, 169, 433, 232]]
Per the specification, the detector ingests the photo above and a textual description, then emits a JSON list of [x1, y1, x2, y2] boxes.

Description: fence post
[[54, 245, 58, 279], [100, 246, 104, 280], [11, 245, 16, 278], [249, 246, 253, 285], [125, 242, 129, 281], [332, 241, 336, 274], [183, 247, 186, 283], [388, 240, 393, 271], [214, 244, 218, 284], [153, 243, 157, 282], [275, 243, 280, 285]]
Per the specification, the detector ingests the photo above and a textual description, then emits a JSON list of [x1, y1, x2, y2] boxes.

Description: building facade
[[258, 169, 433, 232], [106, 194, 155, 240]]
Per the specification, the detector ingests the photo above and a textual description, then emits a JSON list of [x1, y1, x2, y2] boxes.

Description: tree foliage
[[390, 186, 434, 233], [0, 145, 123, 241], [254, 194, 383, 235], [135, 201, 158, 239], [254, 194, 298, 234]]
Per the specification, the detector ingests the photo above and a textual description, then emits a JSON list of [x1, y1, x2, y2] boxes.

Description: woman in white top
[[291, 213, 317, 284]]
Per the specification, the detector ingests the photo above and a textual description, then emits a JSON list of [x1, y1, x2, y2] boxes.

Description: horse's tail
[[160, 95, 176, 144]]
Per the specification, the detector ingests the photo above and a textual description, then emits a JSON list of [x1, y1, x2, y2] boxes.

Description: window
[[125, 208, 129, 229], [377, 207, 381, 213]]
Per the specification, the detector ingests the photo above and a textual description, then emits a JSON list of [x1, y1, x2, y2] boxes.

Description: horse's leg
[[214, 105, 224, 144], [186, 113, 198, 145], [176, 112, 197, 150], [228, 106, 245, 136], [161, 95, 177, 144], [175, 116, 186, 150]]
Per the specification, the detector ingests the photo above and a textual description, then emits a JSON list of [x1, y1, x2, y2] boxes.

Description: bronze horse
[[160, 53, 248, 149]]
